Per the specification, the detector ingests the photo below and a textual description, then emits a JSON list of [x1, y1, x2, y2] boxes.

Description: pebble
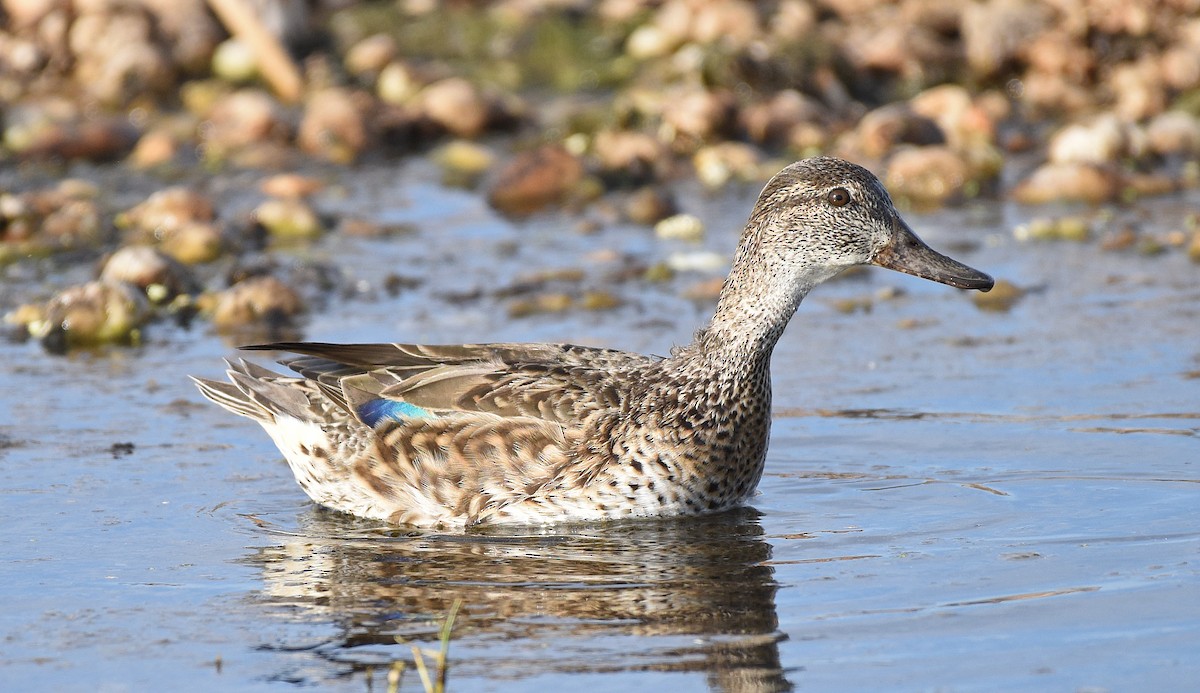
[[416, 77, 492, 138], [210, 275, 304, 331], [972, 279, 1024, 312], [1011, 162, 1121, 204], [487, 144, 585, 216], [884, 146, 972, 204], [26, 280, 150, 350], [654, 213, 705, 242], [344, 34, 398, 76], [259, 174, 325, 199], [623, 187, 678, 225], [254, 198, 323, 240], [99, 246, 197, 300], [433, 140, 496, 186], [298, 88, 372, 164], [211, 38, 258, 83]]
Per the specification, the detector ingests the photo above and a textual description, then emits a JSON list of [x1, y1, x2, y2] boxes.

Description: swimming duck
[[194, 157, 993, 527]]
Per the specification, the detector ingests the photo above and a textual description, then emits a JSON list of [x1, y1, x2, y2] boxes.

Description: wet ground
[[1, 161, 1198, 692]]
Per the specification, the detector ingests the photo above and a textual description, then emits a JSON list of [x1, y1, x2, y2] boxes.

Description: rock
[[666, 250, 727, 272], [692, 142, 764, 188], [884, 146, 972, 204], [682, 276, 725, 301], [662, 88, 736, 144], [1020, 71, 1097, 116], [625, 24, 678, 60], [1161, 45, 1200, 92], [848, 103, 944, 160], [211, 38, 258, 82], [68, 3, 174, 105], [159, 222, 225, 264], [376, 62, 421, 105], [769, 0, 817, 41], [593, 130, 670, 184], [1145, 111, 1200, 156], [202, 89, 289, 156], [433, 140, 496, 186], [688, 0, 762, 48], [1011, 163, 1122, 204], [1013, 216, 1091, 242], [909, 84, 996, 150], [254, 198, 323, 240], [740, 90, 827, 147], [100, 246, 197, 301], [1047, 115, 1135, 165], [415, 77, 491, 138], [118, 187, 215, 240], [623, 187, 678, 225], [654, 213, 705, 241], [507, 292, 573, 318], [298, 88, 372, 164], [1110, 58, 1166, 122], [129, 128, 180, 168], [487, 145, 585, 216], [345, 34, 398, 76], [259, 174, 325, 199], [27, 281, 150, 351], [972, 278, 1023, 312], [961, 0, 1052, 78], [581, 291, 621, 311], [210, 275, 304, 331], [6, 101, 139, 162]]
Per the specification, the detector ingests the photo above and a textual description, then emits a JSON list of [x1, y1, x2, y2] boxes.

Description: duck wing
[[242, 341, 660, 426]]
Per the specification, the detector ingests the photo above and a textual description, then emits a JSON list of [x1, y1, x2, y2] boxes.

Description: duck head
[[745, 157, 994, 292]]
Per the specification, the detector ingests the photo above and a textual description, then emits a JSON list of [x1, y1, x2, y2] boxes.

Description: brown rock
[[159, 222, 225, 265], [259, 174, 325, 199], [740, 90, 826, 146], [1011, 163, 1122, 204], [593, 130, 669, 183], [884, 146, 971, 204], [909, 85, 996, 150], [1110, 59, 1167, 122], [32, 281, 150, 349], [68, 4, 174, 105], [117, 187, 215, 241], [1047, 115, 1135, 165], [416, 77, 491, 138], [487, 145, 585, 216], [1146, 111, 1200, 156], [623, 187, 678, 225], [345, 34, 398, 76], [662, 89, 736, 144], [850, 103, 944, 160], [211, 276, 304, 331], [100, 246, 197, 300], [298, 88, 372, 164], [129, 128, 179, 168], [961, 0, 1052, 78], [203, 89, 289, 153]]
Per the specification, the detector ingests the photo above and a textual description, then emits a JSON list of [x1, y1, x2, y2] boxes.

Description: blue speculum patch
[[357, 399, 433, 426]]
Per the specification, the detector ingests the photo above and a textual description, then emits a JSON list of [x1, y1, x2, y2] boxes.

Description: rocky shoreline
[[2, 0, 1199, 350]]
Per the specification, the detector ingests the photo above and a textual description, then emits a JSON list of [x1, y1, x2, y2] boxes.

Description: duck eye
[[827, 188, 851, 207]]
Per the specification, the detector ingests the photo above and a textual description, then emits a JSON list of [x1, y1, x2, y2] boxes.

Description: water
[[1, 162, 1197, 691]]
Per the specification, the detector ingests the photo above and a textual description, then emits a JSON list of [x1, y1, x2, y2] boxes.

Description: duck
[[193, 157, 993, 527]]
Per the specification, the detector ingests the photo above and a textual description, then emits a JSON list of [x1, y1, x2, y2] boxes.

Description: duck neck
[[693, 228, 839, 368]]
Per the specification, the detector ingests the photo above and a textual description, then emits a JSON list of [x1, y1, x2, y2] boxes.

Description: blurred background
[[1, 3, 1198, 692]]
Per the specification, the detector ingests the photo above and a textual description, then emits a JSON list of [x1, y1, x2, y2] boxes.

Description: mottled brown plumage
[[193, 157, 993, 527]]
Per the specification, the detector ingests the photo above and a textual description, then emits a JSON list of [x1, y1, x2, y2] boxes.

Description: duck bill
[[873, 216, 994, 291]]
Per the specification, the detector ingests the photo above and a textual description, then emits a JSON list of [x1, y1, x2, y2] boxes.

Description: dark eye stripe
[[827, 188, 851, 207]]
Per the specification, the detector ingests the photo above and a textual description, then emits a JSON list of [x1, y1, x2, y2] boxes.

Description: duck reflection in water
[[244, 506, 793, 692]]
